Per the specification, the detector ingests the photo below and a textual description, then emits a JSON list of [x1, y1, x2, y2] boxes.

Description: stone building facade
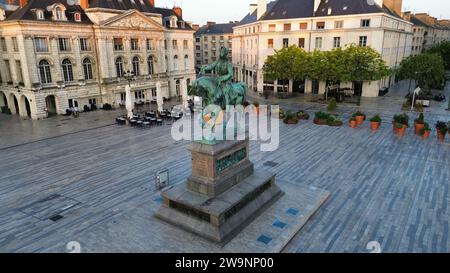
[[232, 0, 416, 98], [0, 0, 196, 119], [194, 22, 235, 72]]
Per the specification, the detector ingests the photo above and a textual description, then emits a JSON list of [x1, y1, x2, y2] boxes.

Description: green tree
[[342, 44, 391, 84], [263, 45, 310, 92], [427, 41, 450, 70], [397, 53, 446, 92]]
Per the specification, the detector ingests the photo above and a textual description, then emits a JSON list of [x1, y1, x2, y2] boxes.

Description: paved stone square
[[0, 83, 449, 253]]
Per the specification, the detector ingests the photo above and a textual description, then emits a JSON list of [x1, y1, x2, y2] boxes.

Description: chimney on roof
[[79, 0, 89, 9], [206, 21, 216, 26], [257, 0, 266, 20], [173, 6, 182, 18], [383, 0, 403, 15], [250, 4, 257, 14], [19, 0, 27, 8], [149, 0, 155, 7]]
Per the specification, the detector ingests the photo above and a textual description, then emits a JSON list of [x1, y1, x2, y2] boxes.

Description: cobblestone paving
[[0, 83, 449, 253]]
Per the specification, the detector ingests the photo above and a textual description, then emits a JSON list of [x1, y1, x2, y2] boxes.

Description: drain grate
[[263, 161, 279, 167], [19, 194, 80, 221]]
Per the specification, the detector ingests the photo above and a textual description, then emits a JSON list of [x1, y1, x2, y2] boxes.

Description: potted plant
[[297, 110, 310, 120], [392, 114, 409, 136], [370, 115, 382, 131], [349, 117, 357, 128], [352, 111, 366, 126], [314, 111, 330, 125], [326, 115, 343, 127], [435, 121, 447, 140], [275, 108, 285, 119], [414, 113, 425, 135], [327, 98, 338, 112], [419, 122, 431, 140], [283, 110, 299, 125]]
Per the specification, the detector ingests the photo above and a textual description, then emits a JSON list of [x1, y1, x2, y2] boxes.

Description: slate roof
[[4, 0, 191, 30], [6, 0, 92, 24], [238, 0, 404, 25], [410, 15, 431, 28], [195, 23, 236, 36]]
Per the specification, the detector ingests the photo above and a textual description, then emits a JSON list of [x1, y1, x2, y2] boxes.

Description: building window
[[175, 80, 181, 96], [165, 56, 169, 72], [4, 60, 12, 84], [268, 39, 274, 48], [183, 40, 188, 49], [333, 37, 341, 48], [34, 37, 48, 52], [283, 23, 291, 31], [114, 38, 124, 51], [131, 39, 139, 51], [15, 60, 23, 84], [315, 37, 322, 49], [316, 22, 325, 30], [83, 58, 93, 80], [184, 55, 189, 70], [282, 38, 289, 48], [0, 37, 6, 51], [80, 38, 90, 51], [172, 40, 178, 50], [173, 55, 178, 70], [74, 13, 81, 22], [132, 56, 140, 76], [268, 24, 276, 32], [38, 59, 52, 84], [195, 37, 200, 43], [299, 23, 308, 30], [62, 59, 74, 82], [11, 37, 18, 51], [298, 38, 305, 48], [135, 90, 145, 100], [115, 57, 124, 78], [58, 38, 71, 51], [361, 19, 371, 28], [359, 36, 368, 47], [148, 56, 154, 75], [146, 39, 155, 50], [36, 10, 44, 20], [55, 7, 63, 20], [334, 20, 344, 29]]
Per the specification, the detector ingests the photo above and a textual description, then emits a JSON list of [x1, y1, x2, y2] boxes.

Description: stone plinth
[[155, 139, 284, 244]]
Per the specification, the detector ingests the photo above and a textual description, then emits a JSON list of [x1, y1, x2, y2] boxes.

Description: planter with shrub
[[352, 111, 366, 125], [370, 115, 382, 131], [419, 122, 431, 140], [327, 115, 343, 127], [414, 113, 425, 135], [392, 114, 409, 136], [297, 110, 310, 120], [283, 110, 299, 125], [314, 111, 330, 125], [435, 121, 447, 140]]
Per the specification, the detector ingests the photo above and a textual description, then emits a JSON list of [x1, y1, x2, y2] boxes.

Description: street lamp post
[[123, 70, 135, 120]]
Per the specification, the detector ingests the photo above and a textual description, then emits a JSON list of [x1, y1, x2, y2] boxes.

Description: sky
[[156, 0, 450, 25]]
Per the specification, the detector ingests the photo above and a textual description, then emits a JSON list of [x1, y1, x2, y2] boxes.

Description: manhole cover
[[49, 214, 64, 222], [19, 194, 80, 221], [263, 161, 278, 167]]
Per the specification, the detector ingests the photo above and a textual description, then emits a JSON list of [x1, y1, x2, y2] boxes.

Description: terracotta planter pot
[[392, 122, 398, 134], [284, 119, 298, 125], [437, 131, 446, 141], [314, 119, 328, 125], [370, 121, 380, 131], [414, 123, 424, 135], [422, 130, 431, 140], [397, 126, 406, 137], [356, 115, 365, 125], [349, 120, 357, 128]]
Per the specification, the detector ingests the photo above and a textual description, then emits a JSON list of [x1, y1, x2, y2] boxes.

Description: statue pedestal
[[155, 140, 284, 244]]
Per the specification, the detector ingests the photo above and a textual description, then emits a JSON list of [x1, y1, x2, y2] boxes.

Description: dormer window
[[0, 8, 6, 21], [74, 13, 81, 22], [36, 10, 45, 20], [170, 16, 177, 28], [55, 7, 63, 20]]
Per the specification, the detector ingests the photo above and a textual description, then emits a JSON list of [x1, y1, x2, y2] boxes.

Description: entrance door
[[293, 80, 305, 93], [312, 80, 320, 94], [353, 81, 363, 97], [13, 96, 19, 114], [46, 95, 57, 115]]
